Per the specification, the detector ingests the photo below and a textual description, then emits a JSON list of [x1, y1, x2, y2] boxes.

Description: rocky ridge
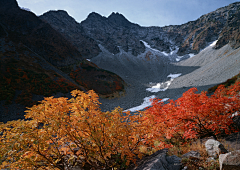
[[40, 10, 101, 59], [41, 2, 240, 59]]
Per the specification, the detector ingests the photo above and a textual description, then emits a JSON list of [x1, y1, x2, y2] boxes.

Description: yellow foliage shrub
[[0, 90, 152, 169]]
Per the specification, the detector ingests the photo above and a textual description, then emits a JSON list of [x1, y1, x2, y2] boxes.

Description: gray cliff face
[[80, 2, 240, 56], [40, 2, 240, 58], [162, 2, 240, 55], [40, 10, 101, 59], [80, 12, 146, 56]]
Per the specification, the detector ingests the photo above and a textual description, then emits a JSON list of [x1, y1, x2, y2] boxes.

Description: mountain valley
[[0, 0, 240, 122]]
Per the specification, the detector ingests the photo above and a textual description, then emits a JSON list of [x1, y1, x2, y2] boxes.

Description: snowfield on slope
[[91, 41, 240, 114]]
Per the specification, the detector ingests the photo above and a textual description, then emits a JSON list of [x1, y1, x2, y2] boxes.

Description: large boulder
[[205, 139, 228, 158], [219, 150, 240, 170], [128, 149, 182, 170]]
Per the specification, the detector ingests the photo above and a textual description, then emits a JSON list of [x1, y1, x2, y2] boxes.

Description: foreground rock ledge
[[219, 150, 240, 170], [127, 149, 182, 170]]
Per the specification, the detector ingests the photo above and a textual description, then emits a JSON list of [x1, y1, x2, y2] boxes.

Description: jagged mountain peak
[[46, 10, 70, 16], [108, 12, 132, 26], [42, 1, 240, 58], [41, 10, 78, 25], [40, 10, 102, 59], [108, 12, 126, 19], [86, 12, 107, 20]]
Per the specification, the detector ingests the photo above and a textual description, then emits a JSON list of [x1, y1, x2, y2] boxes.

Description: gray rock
[[219, 150, 240, 170], [205, 139, 228, 158], [130, 149, 182, 170], [207, 157, 216, 162], [182, 151, 201, 159]]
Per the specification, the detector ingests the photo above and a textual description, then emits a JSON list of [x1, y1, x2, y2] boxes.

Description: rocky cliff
[[41, 2, 240, 58], [40, 10, 101, 59]]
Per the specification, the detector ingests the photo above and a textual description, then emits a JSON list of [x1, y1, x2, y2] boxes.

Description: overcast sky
[[17, 0, 238, 27]]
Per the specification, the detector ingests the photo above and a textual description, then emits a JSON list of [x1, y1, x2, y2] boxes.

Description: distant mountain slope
[[41, 2, 240, 58], [0, 0, 83, 67], [40, 10, 101, 59], [215, 4, 240, 49], [0, 0, 125, 123], [41, 11, 146, 56], [163, 2, 240, 55]]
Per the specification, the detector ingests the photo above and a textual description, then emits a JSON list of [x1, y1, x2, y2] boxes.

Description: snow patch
[[201, 40, 218, 52], [162, 51, 169, 56], [124, 95, 156, 112], [167, 73, 182, 79], [140, 40, 160, 52], [176, 56, 184, 62], [210, 40, 218, 47], [86, 59, 91, 61], [189, 54, 195, 58], [161, 98, 170, 102], [125, 73, 181, 112], [140, 40, 169, 56], [146, 73, 181, 93], [124, 96, 170, 112]]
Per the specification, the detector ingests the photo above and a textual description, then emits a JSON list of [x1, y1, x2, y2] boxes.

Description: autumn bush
[[0, 90, 151, 170], [143, 81, 240, 149], [0, 80, 240, 169]]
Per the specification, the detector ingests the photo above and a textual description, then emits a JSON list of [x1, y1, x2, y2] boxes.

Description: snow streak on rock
[[124, 95, 156, 112], [125, 73, 181, 112], [146, 73, 182, 93]]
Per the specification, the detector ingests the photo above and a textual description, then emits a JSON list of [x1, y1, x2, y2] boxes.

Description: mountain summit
[[40, 10, 101, 59], [41, 2, 240, 58], [107, 12, 136, 27]]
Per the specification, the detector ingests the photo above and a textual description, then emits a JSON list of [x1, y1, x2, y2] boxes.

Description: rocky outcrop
[[219, 150, 240, 170], [205, 139, 228, 159], [127, 149, 182, 170], [163, 2, 240, 55], [82, 2, 239, 56], [215, 3, 240, 50], [40, 10, 101, 59], [182, 151, 201, 159]]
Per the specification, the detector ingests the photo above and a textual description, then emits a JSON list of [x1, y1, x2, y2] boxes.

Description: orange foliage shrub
[[0, 90, 150, 169], [143, 81, 240, 148]]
